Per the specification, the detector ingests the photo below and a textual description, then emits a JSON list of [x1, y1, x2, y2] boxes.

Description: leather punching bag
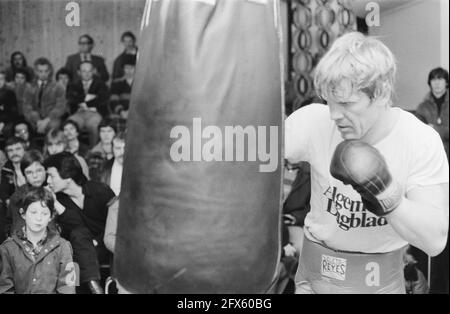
[[115, 0, 284, 293]]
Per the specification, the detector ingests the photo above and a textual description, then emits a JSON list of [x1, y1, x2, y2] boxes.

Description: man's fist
[[330, 140, 402, 216]]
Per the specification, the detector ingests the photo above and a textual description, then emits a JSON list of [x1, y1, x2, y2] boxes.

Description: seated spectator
[[87, 119, 117, 182], [0, 187, 75, 294], [62, 120, 89, 158], [44, 152, 115, 294], [6, 150, 49, 235], [13, 120, 41, 151], [9, 69, 32, 117], [0, 137, 27, 203], [90, 118, 116, 161], [416, 67, 449, 157], [4, 51, 34, 83], [99, 131, 125, 196], [44, 128, 89, 179], [0, 71, 19, 136], [22, 57, 68, 135], [55, 67, 72, 90], [65, 34, 109, 83], [112, 31, 138, 80], [110, 54, 136, 119], [66, 61, 109, 146]]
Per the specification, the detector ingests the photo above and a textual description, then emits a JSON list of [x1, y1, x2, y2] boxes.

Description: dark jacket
[[65, 53, 110, 83], [0, 86, 19, 125], [0, 161, 19, 202], [110, 78, 132, 114], [22, 80, 67, 125], [0, 229, 75, 294], [112, 50, 137, 80], [416, 90, 449, 157], [66, 78, 110, 116], [98, 158, 114, 186]]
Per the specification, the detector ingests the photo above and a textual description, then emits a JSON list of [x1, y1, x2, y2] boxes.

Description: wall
[[0, 0, 146, 78], [369, 0, 447, 110]]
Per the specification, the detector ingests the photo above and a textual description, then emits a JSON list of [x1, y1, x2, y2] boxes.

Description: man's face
[[99, 126, 116, 144], [112, 139, 125, 165], [47, 140, 65, 155], [24, 161, 46, 187], [78, 37, 93, 54], [46, 167, 68, 193], [122, 36, 135, 50], [6, 143, 25, 163], [124, 65, 135, 79], [35, 64, 51, 82], [0, 74, 5, 88], [14, 73, 26, 85], [22, 201, 52, 233], [327, 83, 383, 141], [13, 54, 24, 67], [430, 78, 447, 97], [57, 74, 70, 87], [15, 123, 29, 141], [79, 63, 94, 81], [63, 123, 78, 141]]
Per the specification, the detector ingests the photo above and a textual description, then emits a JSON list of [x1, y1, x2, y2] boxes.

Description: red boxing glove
[[330, 140, 402, 216]]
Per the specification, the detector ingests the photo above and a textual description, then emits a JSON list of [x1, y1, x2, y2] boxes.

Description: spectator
[[90, 118, 116, 161], [22, 58, 68, 135], [112, 31, 138, 80], [99, 131, 125, 196], [44, 152, 115, 294], [13, 120, 40, 151], [4, 51, 34, 83], [66, 61, 109, 146], [55, 67, 72, 89], [416, 68, 449, 294], [416, 67, 449, 158], [44, 127, 89, 179], [0, 137, 27, 203], [87, 118, 116, 182], [0, 71, 19, 136], [0, 187, 75, 294], [62, 120, 89, 158], [110, 54, 136, 119], [9, 69, 31, 117], [6, 150, 49, 235], [65, 34, 109, 83]]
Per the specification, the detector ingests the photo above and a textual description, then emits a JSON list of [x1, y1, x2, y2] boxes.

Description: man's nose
[[328, 103, 345, 121]]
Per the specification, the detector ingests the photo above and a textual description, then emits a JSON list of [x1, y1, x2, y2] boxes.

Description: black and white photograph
[[0, 0, 448, 300]]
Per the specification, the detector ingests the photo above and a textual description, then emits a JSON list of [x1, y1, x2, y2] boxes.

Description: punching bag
[[115, 0, 284, 293]]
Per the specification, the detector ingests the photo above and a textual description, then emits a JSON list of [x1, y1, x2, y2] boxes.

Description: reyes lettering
[[323, 186, 387, 231]]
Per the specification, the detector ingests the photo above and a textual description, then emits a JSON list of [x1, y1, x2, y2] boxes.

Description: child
[[0, 187, 76, 293]]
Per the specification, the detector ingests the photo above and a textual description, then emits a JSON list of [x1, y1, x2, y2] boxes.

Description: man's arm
[[387, 183, 449, 257], [47, 84, 68, 119], [22, 86, 40, 124]]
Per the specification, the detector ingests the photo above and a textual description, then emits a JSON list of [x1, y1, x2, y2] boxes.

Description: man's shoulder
[[289, 103, 329, 120], [66, 53, 79, 63]]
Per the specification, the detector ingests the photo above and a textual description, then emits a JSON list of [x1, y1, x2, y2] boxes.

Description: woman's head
[[45, 128, 67, 155], [21, 150, 46, 188]]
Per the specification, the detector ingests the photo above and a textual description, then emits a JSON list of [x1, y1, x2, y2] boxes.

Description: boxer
[[285, 32, 449, 293]]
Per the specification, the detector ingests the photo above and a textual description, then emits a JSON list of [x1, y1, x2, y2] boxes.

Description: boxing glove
[[330, 140, 402, 216]]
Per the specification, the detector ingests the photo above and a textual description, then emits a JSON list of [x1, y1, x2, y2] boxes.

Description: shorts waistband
[[298, 236, 406, 293]]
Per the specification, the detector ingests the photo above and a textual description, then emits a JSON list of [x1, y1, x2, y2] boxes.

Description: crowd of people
[[0, 32, 136, 293]]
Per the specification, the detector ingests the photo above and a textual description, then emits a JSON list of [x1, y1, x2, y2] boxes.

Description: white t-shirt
[[285, 104, 449, 253], [110, 160, 123, 196]]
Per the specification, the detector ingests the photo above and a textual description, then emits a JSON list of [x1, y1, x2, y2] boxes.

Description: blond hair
[[314, 32, 396, 103]]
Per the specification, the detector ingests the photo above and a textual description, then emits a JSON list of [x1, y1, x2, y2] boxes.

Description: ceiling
[[350, 0, 414, 17]]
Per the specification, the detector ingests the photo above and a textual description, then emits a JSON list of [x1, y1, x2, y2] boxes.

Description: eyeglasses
[[79, 41, 91, 45]]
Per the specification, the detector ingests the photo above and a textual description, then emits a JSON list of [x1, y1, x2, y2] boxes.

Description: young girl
[[0, 187, 76, 293]]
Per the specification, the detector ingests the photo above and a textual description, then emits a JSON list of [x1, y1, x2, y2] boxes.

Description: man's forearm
[[387, 197, 448, 256]]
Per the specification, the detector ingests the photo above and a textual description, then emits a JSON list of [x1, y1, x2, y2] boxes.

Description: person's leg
[[69, 227, 102, 286], [84, 112, 103, 147], [68, 112, 86, 131]]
